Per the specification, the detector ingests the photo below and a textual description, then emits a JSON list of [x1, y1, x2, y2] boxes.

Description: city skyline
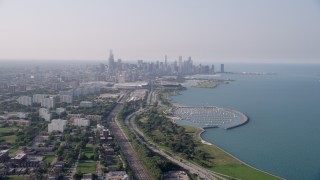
[[0, 0, 320, 63]]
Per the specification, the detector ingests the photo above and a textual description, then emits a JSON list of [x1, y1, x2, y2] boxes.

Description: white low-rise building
[[73, 118, 90, 127], [114, 81, 149, 89], [6, 112, 28, 119], [80, 101, 93, 108], [97, 124, 105, 131], [39, 108, 51, 122], [48, 119, 67, 133], [106, 171, 128, 180], [56, 108, 66, 115], [17, 96, 32, 106]]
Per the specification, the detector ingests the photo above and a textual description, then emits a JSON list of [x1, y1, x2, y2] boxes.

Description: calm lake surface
[[172, 63, 320, 180]]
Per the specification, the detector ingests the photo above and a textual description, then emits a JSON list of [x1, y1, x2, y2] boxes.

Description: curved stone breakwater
[[172, 106, 249, 130]]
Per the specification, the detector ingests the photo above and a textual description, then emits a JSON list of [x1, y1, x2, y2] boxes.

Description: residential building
[[17, 96, 32, 106], [11, 152, 27, 163], [5, 119, 31, 126], [106, 171, 129, 180], [60, 94, 73, 103], [80, 101, 93, 108], [39, 108, 51, 121], [56, 108, 66, 115], [97, 124, 105, 131], [33, 94, 47, 103], [0, 149, 9, 162], [41, 97, 55, 108], [86, 115, 102, 121], [102, 144, 114, 155], [6, 112, 28, 119], [48, 119, 67, 133], [82, 173, 93, 180], [73, 118, 90, 127], [67, 114, 83, 119]]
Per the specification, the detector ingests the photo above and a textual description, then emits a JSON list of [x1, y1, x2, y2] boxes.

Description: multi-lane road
[[106, 100, 153, 180], [106, 90, 230, 180], [125, 110, 237, 180]]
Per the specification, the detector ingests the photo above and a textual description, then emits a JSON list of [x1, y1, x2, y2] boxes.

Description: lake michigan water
[[172, 63, 320, 180]]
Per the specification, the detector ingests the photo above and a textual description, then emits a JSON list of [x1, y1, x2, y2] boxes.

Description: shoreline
[[169, 95, 283, 179], [197, 127, 285, 180]]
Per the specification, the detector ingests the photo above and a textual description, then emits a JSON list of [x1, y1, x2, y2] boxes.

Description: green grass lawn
[[150, 130, 166, 142], [84, 144, 95, 150], [110, 155, 122, 166], [9, 146, 19, 156], [0, 126, 18, 145], [43, 155, 56, 164], [185, 126, 280, 180], [84, 144, 95, 157], [77, 161, 97, 174], [136, 116, 280, 180], [140, 117, 148, 123], [0, 135, 17, 144], [0, 126, 18, 134]]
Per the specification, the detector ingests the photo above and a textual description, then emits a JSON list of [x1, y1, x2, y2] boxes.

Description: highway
[[106, 97, 154, 180], [125, 110, 239, 180]]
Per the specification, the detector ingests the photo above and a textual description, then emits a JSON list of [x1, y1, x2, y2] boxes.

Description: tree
[[80, 152, 87, 160]]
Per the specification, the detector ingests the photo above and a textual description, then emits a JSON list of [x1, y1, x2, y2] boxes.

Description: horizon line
[[0, 58, 319, 65]]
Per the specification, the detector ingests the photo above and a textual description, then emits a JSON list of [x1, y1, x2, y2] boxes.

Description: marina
[[173, 106, 249, 129]]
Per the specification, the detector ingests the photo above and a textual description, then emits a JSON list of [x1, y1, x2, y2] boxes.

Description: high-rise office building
[[211, 65, 215, 73], [108, 50, 115, 71], [165, 55, 168, 68], [178, 56, 183, 74], [178, 56, 182, 66], [221, 64, 224, 73], [117, 59, 122, 71]]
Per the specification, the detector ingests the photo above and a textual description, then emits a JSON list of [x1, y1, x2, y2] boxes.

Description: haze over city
[[0, 0, 320, 63], [2, 1, 320, 180]]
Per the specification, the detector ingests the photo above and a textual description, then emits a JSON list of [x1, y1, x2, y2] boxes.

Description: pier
[[173, 106, 249, 129]]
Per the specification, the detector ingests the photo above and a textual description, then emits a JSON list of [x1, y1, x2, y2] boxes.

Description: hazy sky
[[0, 0, 320, 63]]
